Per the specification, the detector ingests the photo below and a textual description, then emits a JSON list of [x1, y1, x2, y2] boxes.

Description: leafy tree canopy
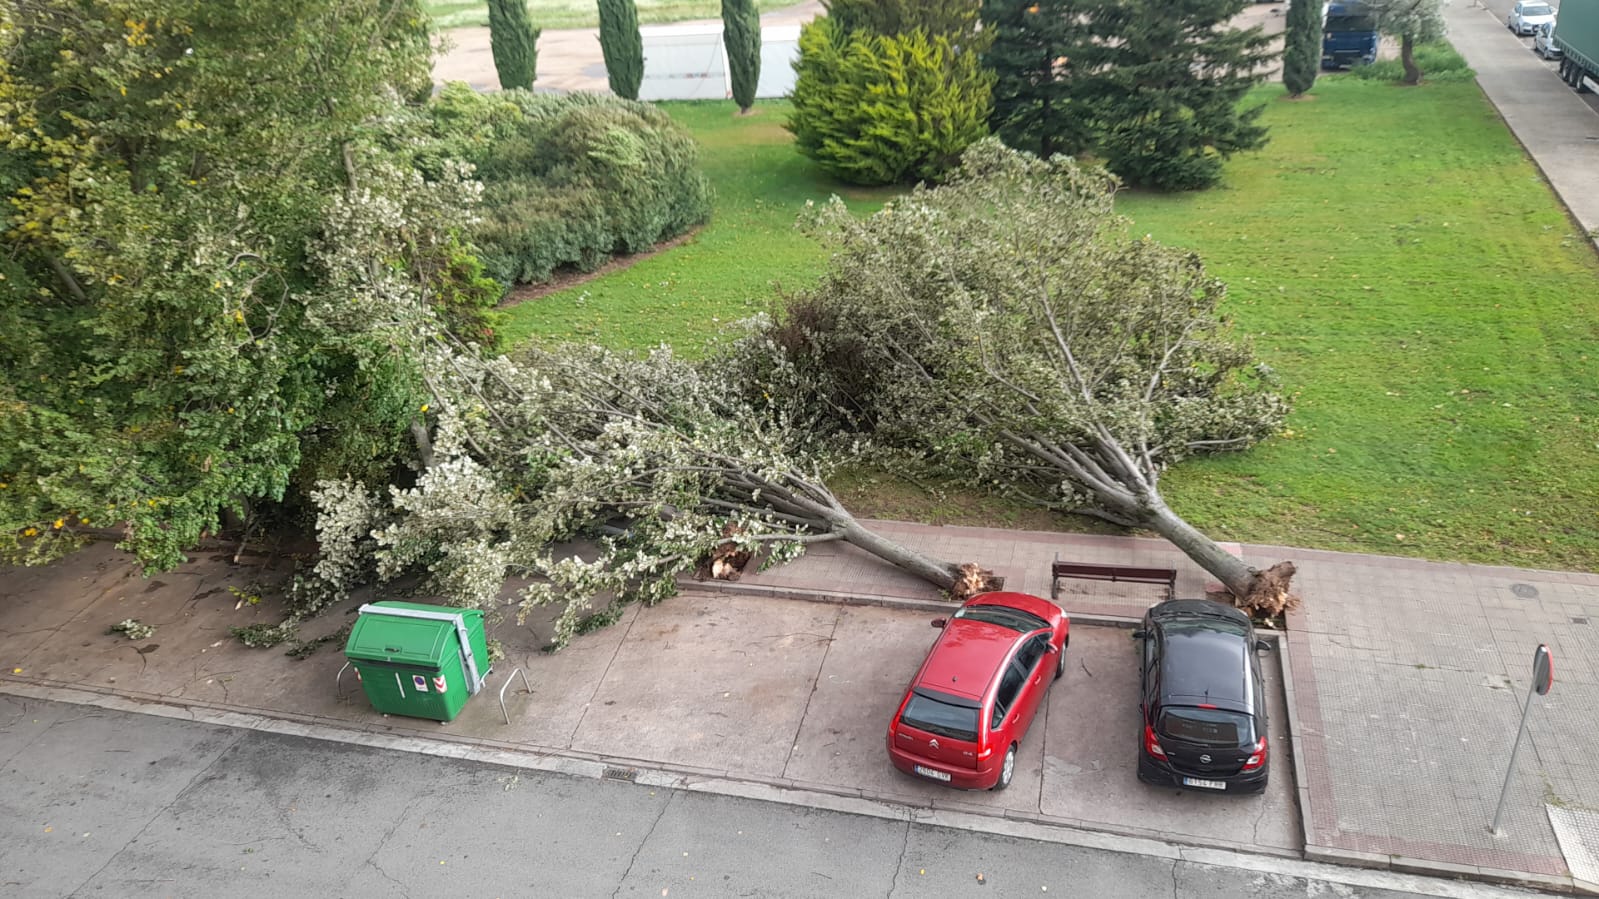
[[727, 140, 1297, 613], [0, 0, 495, 570]]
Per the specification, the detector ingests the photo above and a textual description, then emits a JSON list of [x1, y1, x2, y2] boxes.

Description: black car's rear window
[[1159, 708, 1253, 747], [953, 604, 1048, 633], [901, 689, 980, 742]]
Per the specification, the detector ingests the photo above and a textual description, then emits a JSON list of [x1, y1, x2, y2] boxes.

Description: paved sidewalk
[[4, 525, 1597, 891], [1447, 1, 1599, 250], [701, 521, 1599, 891]]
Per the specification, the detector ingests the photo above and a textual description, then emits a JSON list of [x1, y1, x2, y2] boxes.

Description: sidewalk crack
[[612, 790, 673, 899], [572, 605, 644, 750], [781, 608, 842, 779], [1169, 858, 1180, 899]]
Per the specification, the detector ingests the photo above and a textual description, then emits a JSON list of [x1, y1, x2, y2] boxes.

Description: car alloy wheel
[[993, 744, 1017, 791]]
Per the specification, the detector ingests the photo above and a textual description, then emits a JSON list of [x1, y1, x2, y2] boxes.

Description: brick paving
[[702, 520, 1599, 891]]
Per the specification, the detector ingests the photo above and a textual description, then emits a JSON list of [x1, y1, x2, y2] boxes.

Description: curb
[[0, 676, 1541, 898]]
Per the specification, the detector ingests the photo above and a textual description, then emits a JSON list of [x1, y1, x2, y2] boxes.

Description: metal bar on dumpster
[[357, 604, 484, 695]]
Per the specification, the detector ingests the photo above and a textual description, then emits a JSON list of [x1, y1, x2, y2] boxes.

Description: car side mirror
[[1132, 629, 1147, 639], [1255, 639, 1272, 653], [931, 618, 947, 629]]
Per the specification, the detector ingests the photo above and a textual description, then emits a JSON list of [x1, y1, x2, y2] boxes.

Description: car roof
[[915, 619, 1026, 702], [1152, 604, 1252, 711]]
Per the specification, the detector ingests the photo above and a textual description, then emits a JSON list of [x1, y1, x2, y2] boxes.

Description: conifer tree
[[981, 0, 1098, 158], [598, 0, 644, 99], [1089, 0, 1274, 190], [1282, 0, 1321, 97], [722, 0, 762, 113], [488, 0, 541, 90]]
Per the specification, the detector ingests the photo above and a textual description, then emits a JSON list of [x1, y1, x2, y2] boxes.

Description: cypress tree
[[598, 0, 644, 100], [722, 0, 762, 113], [1282, 0, 1321, 97], [488, 0, 541, 91]]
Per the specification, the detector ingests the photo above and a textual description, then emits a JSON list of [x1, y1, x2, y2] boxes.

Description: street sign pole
[[1490, 644, 1554, 836]]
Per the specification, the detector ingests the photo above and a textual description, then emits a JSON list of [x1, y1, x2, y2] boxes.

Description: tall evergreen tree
[[1090, 0, 1275, 190], [488, 0, 541, 90], [722, 0, 762, 113], [1282, 0, 1321, 97], [827, 0, 981, 36], [981, 0, 1099, 158], [598, 0, 644, 100]]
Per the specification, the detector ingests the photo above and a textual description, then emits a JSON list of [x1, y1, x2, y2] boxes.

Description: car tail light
[[1242, 736, 1268, 771], [1143, 725, 1166, 760]]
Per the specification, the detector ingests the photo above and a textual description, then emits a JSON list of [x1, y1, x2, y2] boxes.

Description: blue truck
[[1322, 1, 1380, 69]]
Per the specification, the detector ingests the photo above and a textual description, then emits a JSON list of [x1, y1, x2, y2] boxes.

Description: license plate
[[914, 765, 952, 782], [1183, 777, 1226, 790]]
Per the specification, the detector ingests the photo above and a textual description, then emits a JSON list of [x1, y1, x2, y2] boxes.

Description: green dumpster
[[344, 601, 490, 722]]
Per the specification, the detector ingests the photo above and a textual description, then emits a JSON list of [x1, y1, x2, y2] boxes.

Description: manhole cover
[[1510, 583, 1540, 599]]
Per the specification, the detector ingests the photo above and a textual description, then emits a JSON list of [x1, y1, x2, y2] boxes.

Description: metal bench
[[1050, 557, 1176, 601]]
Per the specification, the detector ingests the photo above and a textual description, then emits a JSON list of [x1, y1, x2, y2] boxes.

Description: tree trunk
[[832, 516, 960, 590], [1142, 498, 1298, 617], [1400, 34, 1421, 85], [1144, 500, 1256, 596]]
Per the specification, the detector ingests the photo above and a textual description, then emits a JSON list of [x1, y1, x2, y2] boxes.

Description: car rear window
[[1159, 707, 1253, 747], [953, 604, 1048, 633], [900, 689, 979, 742]]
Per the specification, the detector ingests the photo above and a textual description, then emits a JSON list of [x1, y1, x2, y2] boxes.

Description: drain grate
[[1510, 583, 1540, 599], [1575, 617, 1591, 626], [602, 766, 639, 783]]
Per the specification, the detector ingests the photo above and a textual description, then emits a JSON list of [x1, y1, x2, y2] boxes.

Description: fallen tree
[[721, 140, 1297, 615], [312, 342, 992, 649]]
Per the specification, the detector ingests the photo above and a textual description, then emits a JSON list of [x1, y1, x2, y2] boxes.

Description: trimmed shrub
[[787, 18, 993, 185], [426, 87, 712, 286]]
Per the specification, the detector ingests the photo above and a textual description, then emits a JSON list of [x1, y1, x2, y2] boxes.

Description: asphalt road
[[0, 697, 1543, 899]]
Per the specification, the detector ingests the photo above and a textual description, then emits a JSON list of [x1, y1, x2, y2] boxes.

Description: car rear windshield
[[901, 689, 980, 742], [953, 604, 1048, 633], [1159, 707, 1253, 747]]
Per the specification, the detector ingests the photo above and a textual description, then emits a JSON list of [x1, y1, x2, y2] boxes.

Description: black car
[[1134, 600, 1271, 794]]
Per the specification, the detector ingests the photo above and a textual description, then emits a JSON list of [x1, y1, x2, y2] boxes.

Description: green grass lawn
[[498, 102, 898, 349], [501, 78, 1599, 573], [425, 0, 808, 30]]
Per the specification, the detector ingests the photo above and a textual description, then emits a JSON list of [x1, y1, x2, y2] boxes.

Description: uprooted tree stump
[[1209, 560, 1300, 619]]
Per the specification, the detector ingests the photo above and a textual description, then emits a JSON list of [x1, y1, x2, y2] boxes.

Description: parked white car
[[1508, 1, 1556, 36], [1533, 21, 1563, 58]]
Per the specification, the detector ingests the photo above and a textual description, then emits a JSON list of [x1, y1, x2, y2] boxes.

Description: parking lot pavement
[[6, 529, 1599, 892], [0, 546, 1301, 863]]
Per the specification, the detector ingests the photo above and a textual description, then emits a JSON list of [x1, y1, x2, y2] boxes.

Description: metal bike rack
[[498, 667, 531, 725], [335, 661, 352, 701]]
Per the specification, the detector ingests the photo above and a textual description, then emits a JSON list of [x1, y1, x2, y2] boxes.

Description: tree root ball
[[950, 563, 1002, 601], [1232, 560, 1300, 620]]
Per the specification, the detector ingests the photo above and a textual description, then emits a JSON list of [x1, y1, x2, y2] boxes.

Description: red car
[[887, 591, 1070, 790]]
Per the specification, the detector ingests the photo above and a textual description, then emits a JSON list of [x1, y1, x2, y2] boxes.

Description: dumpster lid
[[345, 602, 459, 666]]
